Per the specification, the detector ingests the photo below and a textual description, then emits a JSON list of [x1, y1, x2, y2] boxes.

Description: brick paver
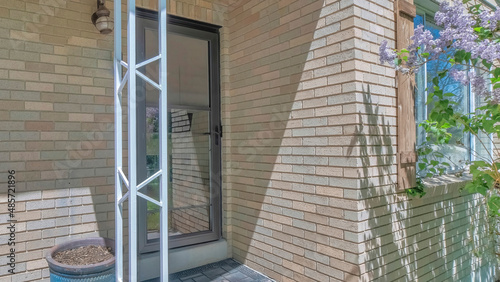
[[167, 259, 274, 282]]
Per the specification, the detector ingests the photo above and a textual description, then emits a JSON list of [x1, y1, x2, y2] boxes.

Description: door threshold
[[138, 239, 228, 281]]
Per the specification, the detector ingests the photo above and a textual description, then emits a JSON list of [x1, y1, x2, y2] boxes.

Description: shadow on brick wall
[[353, 85, 496, 281], [225, 0, 345, 280]]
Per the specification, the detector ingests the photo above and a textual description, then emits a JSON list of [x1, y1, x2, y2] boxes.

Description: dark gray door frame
[[136, 9, 222, 252]]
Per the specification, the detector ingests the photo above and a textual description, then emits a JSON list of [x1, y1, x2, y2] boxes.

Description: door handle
[[214, 125, 223, 138], [214, 125, 222, 145]]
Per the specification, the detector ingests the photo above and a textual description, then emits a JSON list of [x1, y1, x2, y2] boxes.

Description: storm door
[[136, 10, 221, 251]]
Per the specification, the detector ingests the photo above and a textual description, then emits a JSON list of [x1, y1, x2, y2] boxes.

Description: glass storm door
[[136, 11, 221, 251]]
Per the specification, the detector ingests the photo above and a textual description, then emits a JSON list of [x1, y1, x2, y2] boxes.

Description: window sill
[[418, 174, 471, 197]]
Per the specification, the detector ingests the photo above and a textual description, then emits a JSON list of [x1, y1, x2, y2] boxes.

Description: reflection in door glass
[[145, 106, 160, 235], [143, 30, 212, 241], [145, 109, 212, 239], [170, 109, 211, 235]]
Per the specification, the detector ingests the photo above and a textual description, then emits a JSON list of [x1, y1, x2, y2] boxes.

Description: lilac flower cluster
[[379, 40, 410, 73], [379, 0, 500, 103], [449, 68, 468, 85], [469, 72, 500, 102], [379, 40, 397, 66], [479, 9, 500, 30], [434, 1, 478, 56]]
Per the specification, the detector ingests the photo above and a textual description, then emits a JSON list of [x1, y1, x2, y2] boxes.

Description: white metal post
[[113, 0, 124, 280], [126, 0, 138, 279], [159, 0, 169, 280], [115, 0, 169, 280]]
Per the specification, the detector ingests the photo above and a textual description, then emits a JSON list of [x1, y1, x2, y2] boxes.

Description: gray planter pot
[[45, 237, 115, 282]]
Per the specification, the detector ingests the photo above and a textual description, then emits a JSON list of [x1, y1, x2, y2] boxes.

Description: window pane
[[415, 14, 426, 146], [144, 30, 210, 108], [143, 29, 212, 239], [138, 15, 221, 249], [145, 98, 161, 236], [415, 15, 470, 173], [473, 72, 493, 161], [168, 34, 210, 108]]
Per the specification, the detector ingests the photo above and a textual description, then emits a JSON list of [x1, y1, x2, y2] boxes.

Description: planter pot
[[46, 237, 115, 282]]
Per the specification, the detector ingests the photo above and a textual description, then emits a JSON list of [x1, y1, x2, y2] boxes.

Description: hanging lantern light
[[91, 0, 113, 34]]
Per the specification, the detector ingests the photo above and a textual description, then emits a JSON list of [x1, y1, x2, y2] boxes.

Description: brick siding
[[0, 0, 115, 280], [225, 0, 496, 281], [0, 0, 229, 280], [0, 0, 496, 281]]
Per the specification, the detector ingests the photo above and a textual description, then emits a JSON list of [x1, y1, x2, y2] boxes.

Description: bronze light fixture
[[91, 0, 113, 34]]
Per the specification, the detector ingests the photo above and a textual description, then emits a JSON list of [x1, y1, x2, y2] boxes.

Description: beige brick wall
[[0, 0, 230, 281], [0, 0, 496, 281], [225, 0, 496, 281], [357, 179, 495, 281], [225, 0, 366, 280], [355, 0, 497, 281], [0, 0, 115, 280]]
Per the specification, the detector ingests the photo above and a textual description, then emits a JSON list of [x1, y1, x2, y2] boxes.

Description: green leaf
[[434, 89, 443, 99], [455, 50, 466, 63], [438, 71, 448, 79], [441, 123, 451, 129], [432, 77, 439, 86], [483, 59, 493, 69], [483, 173, 495, 187], [430, 111, 439, 121], [434, 152, 444, 158], [464, 52, 471, 61], [493, 68, 500, 78], [464, 182, 476, 193], [488, 196, 500, 214], [478, 185, 489, 196]]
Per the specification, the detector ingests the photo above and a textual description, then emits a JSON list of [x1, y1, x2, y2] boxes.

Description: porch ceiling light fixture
[[91, 0, 113, 34]]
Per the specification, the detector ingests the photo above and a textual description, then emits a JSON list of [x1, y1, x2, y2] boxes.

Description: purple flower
[[479, 10, 500, 30], [409, 25, 433, 50], [470, 73, 488, 98], [379, 40, 397, 66], [449, 69, 469, 85], [435, 0, 473, 31], [378, 0, 500, 103], [491, 89, 500, 103], [409, 25, 443, 60]]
